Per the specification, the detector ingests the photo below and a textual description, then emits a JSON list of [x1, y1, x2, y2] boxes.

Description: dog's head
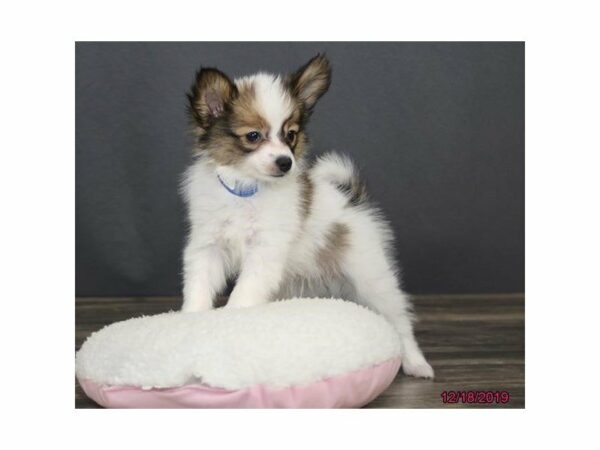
[[187, 55, 331, 182]]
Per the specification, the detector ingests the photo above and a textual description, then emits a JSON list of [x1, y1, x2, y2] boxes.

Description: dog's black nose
[[275, 156, 292, 173]]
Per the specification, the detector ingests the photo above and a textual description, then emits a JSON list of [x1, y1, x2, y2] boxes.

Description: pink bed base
[[78, 357, 401, 408]]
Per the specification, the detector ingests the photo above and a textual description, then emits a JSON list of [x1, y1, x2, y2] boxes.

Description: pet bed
[[76, 298, 402, 408]]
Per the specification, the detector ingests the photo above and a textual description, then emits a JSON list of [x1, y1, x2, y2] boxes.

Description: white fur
[[182, 74, 434, 378], [236, 74, 297, 179], [250, 73, 294, 132], [76, 298, 403, 390]]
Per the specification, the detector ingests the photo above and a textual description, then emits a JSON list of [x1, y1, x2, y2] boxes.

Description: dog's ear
[[288, 54, 331, 114], [188, 68, 237, 130]]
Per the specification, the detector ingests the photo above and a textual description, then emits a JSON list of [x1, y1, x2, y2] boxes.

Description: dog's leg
[[182, 244, 227, 312], [342, 244, 434, 379], [226, 242, 288, 309]]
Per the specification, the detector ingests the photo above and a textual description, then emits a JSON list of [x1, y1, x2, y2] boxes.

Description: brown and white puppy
[[181, 55, 433, 378]]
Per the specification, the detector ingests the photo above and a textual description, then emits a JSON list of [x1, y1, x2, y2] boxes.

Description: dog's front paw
[[181, 296, 214, 313], [402, 359, 435, 379], [225, 291, 265, 309]]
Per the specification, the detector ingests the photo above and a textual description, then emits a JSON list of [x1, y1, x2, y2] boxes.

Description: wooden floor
[[75, 294, 524, 408]]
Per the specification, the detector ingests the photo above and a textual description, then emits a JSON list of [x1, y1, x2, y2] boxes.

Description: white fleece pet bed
[[76, 298, 402, 408]]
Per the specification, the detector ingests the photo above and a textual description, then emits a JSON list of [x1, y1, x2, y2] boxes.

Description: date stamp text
[[441, 390, 510, 404]]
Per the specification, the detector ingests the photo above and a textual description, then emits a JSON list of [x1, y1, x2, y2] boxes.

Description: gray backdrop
[[76, 42, 524, 296]]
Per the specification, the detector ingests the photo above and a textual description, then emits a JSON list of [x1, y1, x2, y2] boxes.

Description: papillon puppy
[[181, 55, 433, 378]]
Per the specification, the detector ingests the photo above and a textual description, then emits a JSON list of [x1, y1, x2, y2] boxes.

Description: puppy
[[181, 55, 433, 378]]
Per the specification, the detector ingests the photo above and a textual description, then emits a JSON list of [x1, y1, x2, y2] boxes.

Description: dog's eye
[[286, 130, 297, 142], [246, 131, 262, 143]]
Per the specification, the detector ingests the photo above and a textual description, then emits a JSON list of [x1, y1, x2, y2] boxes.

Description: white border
[[2, 0, 599, 448]]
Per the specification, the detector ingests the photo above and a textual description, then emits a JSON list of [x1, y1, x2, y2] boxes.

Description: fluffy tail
[[311, 152, 369, 206]]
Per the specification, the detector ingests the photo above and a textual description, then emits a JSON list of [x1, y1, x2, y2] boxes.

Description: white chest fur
[[182, 160, 301, 267]]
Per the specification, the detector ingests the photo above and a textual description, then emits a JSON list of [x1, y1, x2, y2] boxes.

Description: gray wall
[[76, 42, 524, 296]]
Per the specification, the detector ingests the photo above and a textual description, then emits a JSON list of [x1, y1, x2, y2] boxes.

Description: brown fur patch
[[281, 107, 303, 154], [283, 108, 302, 132], [337, 176, 369, 207], [293, 131, 309, 159], [298, 172, 314, 220], [199, 122, 247, 165], [317, 222, 350, 275], [285, 104, 309, 158], [230, 82, 269, 132]]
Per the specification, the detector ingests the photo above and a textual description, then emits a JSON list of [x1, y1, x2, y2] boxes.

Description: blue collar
[[217, 174, 258, 198]]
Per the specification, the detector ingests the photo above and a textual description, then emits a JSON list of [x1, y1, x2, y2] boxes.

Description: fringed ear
[[288, 54, 331, 114], [187, 68, 237, 131]]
